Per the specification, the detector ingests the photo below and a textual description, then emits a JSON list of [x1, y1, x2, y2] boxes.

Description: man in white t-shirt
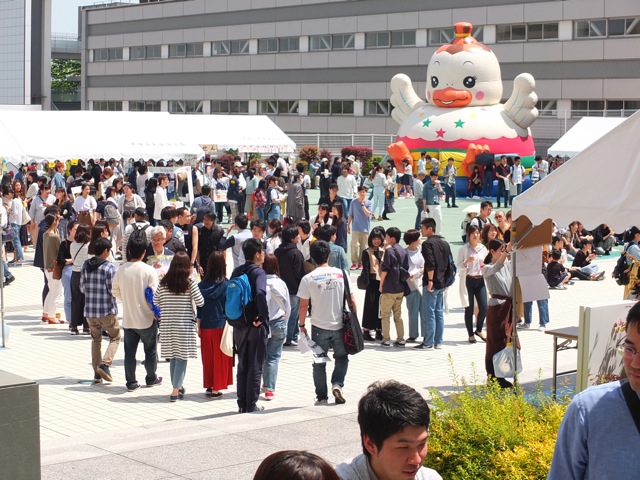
[[298, 240, 356, 406], [337, 165, 358, 213]]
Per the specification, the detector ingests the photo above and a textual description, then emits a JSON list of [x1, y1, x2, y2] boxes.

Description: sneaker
[[332, 385, 346, 404], [393, 340, 406, 347], [289, 340, 298, 346], [314, 399, 329, 406], [357, 264, 363, 270], [567, 280, 575, 285], [538, 325, 547, 332], [380, 340, 391, 347], [413, 344, 433, 350], [596, 271, 606, 281], [96, 364, 113, 382], [146, 376, 163, 387], [127, 383, 141, 392], [249, 406, 265, 413], [350, 263, 358, 270], [169, 395, 178, 403], [363, 331, 375, 342], [406, 337, 417, 343], [93, 373, 103, 384], [522, 323, 531, 329], [205, 388, 213, 397], [375, 331, 383, 341], [434, 344, 442, 350], [553, 284, 567, 290], [265, 391, 275, 401]]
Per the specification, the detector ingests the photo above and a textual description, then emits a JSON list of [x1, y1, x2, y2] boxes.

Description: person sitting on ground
[[593, 223, 616, 256], [546, 250, 572, 289], [572, 239, 605, 280], [562, 221, 582, 257], [254, 451, 340, 480], [335, 380, 442, 480], [550, 235, 590, 281]]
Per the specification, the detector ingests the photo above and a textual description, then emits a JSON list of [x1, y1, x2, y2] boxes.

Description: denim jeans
[[263, 317, 287, 391], [311, 326, 349, 401], [483, 176, 493, 198], [580, 264, 599, 275], [343, 198, 353, 214], [123, 321, 159, 388], [169, 358, 188, 389], [10, 223, 24, 261], [286, 295, 300, 343], [256, 206, 265, 221], [445, 184, 457, 207], [371, 187, 385, 217], [414, 200, 424, 230], [406, 289, 425, 339], [422, 286, 445, 346], [268, 203, 281, 221], [2, 259, 11, 280], [524, 299, 549, 326], [62, 265, 73, 324]]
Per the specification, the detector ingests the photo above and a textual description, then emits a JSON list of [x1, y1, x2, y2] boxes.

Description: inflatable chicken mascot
[[389, 22, 538, 176]]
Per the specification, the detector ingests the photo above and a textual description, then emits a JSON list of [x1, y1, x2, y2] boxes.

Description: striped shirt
[[154, 281, 205, 360]]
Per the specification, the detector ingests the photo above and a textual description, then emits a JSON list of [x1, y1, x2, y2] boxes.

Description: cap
[[322, 157, 328, 162], [134, 207, 148, 218], [234, 161, 243, 168], [347, 155, 355, 162]]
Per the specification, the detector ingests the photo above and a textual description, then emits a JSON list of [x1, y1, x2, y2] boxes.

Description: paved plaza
[[0, 191, 623, 479]]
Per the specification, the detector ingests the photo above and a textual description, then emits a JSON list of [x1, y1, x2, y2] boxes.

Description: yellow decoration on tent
[[48, 161, 56, 169], [71, 159, 78, 166]]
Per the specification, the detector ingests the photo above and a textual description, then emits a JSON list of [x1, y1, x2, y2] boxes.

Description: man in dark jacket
[[232, 238, 269, 413], [379, 227, 410, 348], [274, 226, 306, 346]]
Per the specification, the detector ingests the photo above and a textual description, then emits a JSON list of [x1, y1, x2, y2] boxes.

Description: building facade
[[81, 0, 640, 153], [0, 0, 51, 108]]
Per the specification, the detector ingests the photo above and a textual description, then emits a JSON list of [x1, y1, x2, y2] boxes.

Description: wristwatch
[[299, 324, 305, 328]]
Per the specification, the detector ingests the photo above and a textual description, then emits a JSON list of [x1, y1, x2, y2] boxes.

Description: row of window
[[92, 100, 390, 116], [92, 17, 640, 62]]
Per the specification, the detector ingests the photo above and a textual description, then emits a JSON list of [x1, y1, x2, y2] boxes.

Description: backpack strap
[[621, 380, 640, 435]]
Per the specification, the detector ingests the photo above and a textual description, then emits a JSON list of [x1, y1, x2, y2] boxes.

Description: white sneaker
[[538, 325, 547, 332], [332, 385, 346, 404], [314, 399, 328, 406], [522, 323, 531, 329]]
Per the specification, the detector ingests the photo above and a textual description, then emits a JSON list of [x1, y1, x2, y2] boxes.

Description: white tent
[[547, 116, 628, 158], [0, 111, 204, 164], [513, 110, 640, 231], [168, 114, 296, 154]]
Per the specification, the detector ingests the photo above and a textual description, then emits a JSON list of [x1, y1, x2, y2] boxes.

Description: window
[[168, 43, 203, 58], [279, 37, 300, 52], [129, 45, 161, 60], [332, 34, 355, 50], [258, 100, 298, 115], [168, 100, 204, 114], [365, 100, 391, 116], [93, 101, 122, 111], [496, 24, 527, 42], [211, 100, 249, 114], [575, 19, 606, 38], [535, 100, 557, 117], [108, 48, 123, 60], [230, 40, 249, 55], [428, 27, 454, 46], [308, 100, 354, 115], [130, 46, 146, 60], [94, 48, 109, 62], [212, 41, 230, 56], [310, 35, 331, 51], [129, 101, 161, 112], [391, 30, 416, 47], [365, 32, 390, 48], [258, 38, 278, 53], [608, 17, 640, 37], [527, 23, 559, 40], [572, 100, 605, 117], [605, 100, 640, 116]]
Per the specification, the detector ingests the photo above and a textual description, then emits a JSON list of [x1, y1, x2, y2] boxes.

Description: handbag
[[492, 343, 523, 378], [342, 271, 364, 355], [2, 225, 16, 244], [77, 210, 94, 226], [357, 271, 369, 290], [220, 322, 233, 357], [52, 259, 64, 280]]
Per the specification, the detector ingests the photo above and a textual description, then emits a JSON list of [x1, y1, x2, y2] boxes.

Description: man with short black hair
[[379, 227, 410, 348], [298, 240, 356, 406], [220, 213, 253, 269], [80, 237, 120, 384], [422, 170, 444, 235], [112, 234, 162, 391], [469, 201, 493, 230], [318, 182, 342, 207], [314, 224, 349, 271], [197, 211, 224, 275], [275, 226, 306, 347], [348, 186, 373, 270], [176, 207, 199, 269], [336, 380, 442, 480], [337, 166, 358, 213], [190, 185, 214, 223], [286, 173, 305, 223], [232, 238, 269, 413], [548, 302, 640, 479]]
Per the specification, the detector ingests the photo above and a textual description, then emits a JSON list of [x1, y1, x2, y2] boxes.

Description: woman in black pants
[[360, 227, 386, 341], [457, 225, 488, 343], [69, 224, 91, 335]]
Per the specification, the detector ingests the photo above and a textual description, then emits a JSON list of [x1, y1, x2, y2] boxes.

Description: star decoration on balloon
[[422, 119, 432, 127], [454, 119, 465, 128], [436, 128, 446, 138]]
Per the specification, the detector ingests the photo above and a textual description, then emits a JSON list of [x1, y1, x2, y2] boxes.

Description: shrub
[[319, 148, 332, 161], [215, 153, 235, 171], [424, 358, 569, 480], [341, 146, 373, 162], [298, 145, 319, 164]]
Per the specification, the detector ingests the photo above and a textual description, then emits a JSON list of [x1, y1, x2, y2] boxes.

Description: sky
[[52, 0, 101, 35]]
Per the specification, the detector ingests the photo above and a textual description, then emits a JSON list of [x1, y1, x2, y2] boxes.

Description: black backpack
[[443, 252, 457, 288], [613, 251, 631, 286], [126, 223, 150, 261]]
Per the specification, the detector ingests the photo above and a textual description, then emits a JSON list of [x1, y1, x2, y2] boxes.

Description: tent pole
[[1, 252, 5, 348]]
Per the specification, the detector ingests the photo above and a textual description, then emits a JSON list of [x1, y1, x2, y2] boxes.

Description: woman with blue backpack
[[197, 251, 232, 398]]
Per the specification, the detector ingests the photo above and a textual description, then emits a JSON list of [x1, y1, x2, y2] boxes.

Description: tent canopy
[[169, 114, 296, 154], [0, 111, 204, 164], [513, 110, 639, 232], [547, 116, 628, 158]]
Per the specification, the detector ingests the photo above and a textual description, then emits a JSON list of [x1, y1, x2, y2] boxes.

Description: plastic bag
[[492, 343, 523, 378], [220, 323, 233, 357]]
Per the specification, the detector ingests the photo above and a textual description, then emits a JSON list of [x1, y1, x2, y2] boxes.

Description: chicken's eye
[[431, 76, 439, 88], [463, 76, 476, 89]]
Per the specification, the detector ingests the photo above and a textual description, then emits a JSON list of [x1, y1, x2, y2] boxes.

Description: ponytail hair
[[484, 238, 505, 264]]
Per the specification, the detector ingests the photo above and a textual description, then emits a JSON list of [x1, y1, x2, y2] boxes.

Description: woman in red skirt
[[197, 251, 233, 397]]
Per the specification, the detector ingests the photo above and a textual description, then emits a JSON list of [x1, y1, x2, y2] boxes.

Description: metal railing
[[287, 134, 396, 156]]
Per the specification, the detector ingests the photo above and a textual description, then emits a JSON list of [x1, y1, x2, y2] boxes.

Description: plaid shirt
[[80, 259, 117, 318]]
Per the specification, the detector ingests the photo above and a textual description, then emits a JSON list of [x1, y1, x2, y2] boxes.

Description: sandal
[[468, 336, 477, 343], [474, 331, 487, 342]]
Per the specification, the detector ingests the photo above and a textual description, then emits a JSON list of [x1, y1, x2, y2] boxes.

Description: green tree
[[51, 59, 81, 95]]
